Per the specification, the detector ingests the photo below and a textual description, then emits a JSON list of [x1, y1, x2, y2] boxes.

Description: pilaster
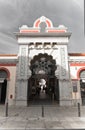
[[59, 79, 72, 106], [58, 45, 72, 106], [15, 45, 31, 106]]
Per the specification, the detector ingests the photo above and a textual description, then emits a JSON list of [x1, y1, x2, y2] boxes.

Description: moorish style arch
[[27, 53, 59, 104], [33, 16, 53, 28], [20, 16, 67, 33]]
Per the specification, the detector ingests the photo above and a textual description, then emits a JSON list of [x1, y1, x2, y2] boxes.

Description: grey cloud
[[0, 0, 84, 54], [0, 32, 18, 54]]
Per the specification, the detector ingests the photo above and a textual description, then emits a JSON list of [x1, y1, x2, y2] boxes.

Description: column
[[15, 45, 31, 106], [59, 46, 72, 106]]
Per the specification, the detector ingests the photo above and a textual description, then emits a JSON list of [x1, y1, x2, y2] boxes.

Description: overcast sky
[[0, 0, 84, 54]]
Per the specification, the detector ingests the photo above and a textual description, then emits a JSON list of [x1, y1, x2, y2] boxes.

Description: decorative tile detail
[[20, 48, 26, 76], [60, 48, 66, 78], [17, 47, 28, 79]]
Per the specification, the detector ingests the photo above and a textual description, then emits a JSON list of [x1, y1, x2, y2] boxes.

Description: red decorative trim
[[20, 30, 39, 33], [69, 53, 85, 56], [46, 20, 51, 27], [77, 67, 85, 80], [0, 64, 16, 66], [35, 19, 40, 27], [70, 63, 85, 66], [0, 67, 10, 79], [34, 18, 52, 28], [47, 30, 66, 32], [0, 54, 17, 57]]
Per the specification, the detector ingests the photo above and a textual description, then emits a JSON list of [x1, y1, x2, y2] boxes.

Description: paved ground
[[0, 105, 85, 129]]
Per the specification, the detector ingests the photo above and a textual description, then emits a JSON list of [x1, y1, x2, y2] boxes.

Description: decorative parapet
[[19, 16, 68, 33]]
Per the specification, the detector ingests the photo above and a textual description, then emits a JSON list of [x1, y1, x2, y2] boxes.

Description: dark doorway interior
[[80, 70, 85, 105], [27, 53, 59, 105], [80, 79, 85, 105], [0, 79, 7, 104]]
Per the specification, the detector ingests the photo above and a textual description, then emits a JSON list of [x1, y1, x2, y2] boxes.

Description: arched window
[[0, 70, 8, 79], [80, 70, 85, 79], [77, 67, 85, 80], [0, 68, 10, 79]]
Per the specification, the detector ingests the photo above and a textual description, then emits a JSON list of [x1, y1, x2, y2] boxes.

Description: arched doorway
[[0, 69, 8, 104], [79, 70, 85, 105], [27, 53, 59, 105]]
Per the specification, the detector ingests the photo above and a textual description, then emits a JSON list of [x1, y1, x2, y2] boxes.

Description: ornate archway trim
[[30, 53, 56, 76], [34, 19, 40, 28], [77, 67, 85, 80], [19, 16, 67, 33], [33, 16, 53, 28], [0, 67, 10, 80]]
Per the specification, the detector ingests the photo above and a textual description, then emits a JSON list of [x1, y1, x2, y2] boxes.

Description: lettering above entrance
[[19, 16, 67, 33]]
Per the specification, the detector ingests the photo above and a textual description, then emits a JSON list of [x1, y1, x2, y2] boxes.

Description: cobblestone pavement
[[0, 105, 85, 129]]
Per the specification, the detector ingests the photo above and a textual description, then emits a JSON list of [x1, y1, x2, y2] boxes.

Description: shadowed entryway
[[80, 70, 85, 105], [0, 70, 8, 104], [27, 53, 59, 105]]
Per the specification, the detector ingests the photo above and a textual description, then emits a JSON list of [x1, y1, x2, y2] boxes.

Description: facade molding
[[0, 63, 16, 66], [70, 63, 85, 66]]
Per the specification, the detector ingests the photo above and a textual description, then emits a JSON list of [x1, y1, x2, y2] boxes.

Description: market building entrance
[[27, 53, 59, 105], [15, 16, 72, 106]]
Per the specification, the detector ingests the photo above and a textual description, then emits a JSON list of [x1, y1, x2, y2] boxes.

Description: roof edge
[[69, 53, 85, 56], [0, 54, 17, 57]]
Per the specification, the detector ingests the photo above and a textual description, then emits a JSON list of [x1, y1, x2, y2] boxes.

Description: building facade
[[0, 16, 85, 106]]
